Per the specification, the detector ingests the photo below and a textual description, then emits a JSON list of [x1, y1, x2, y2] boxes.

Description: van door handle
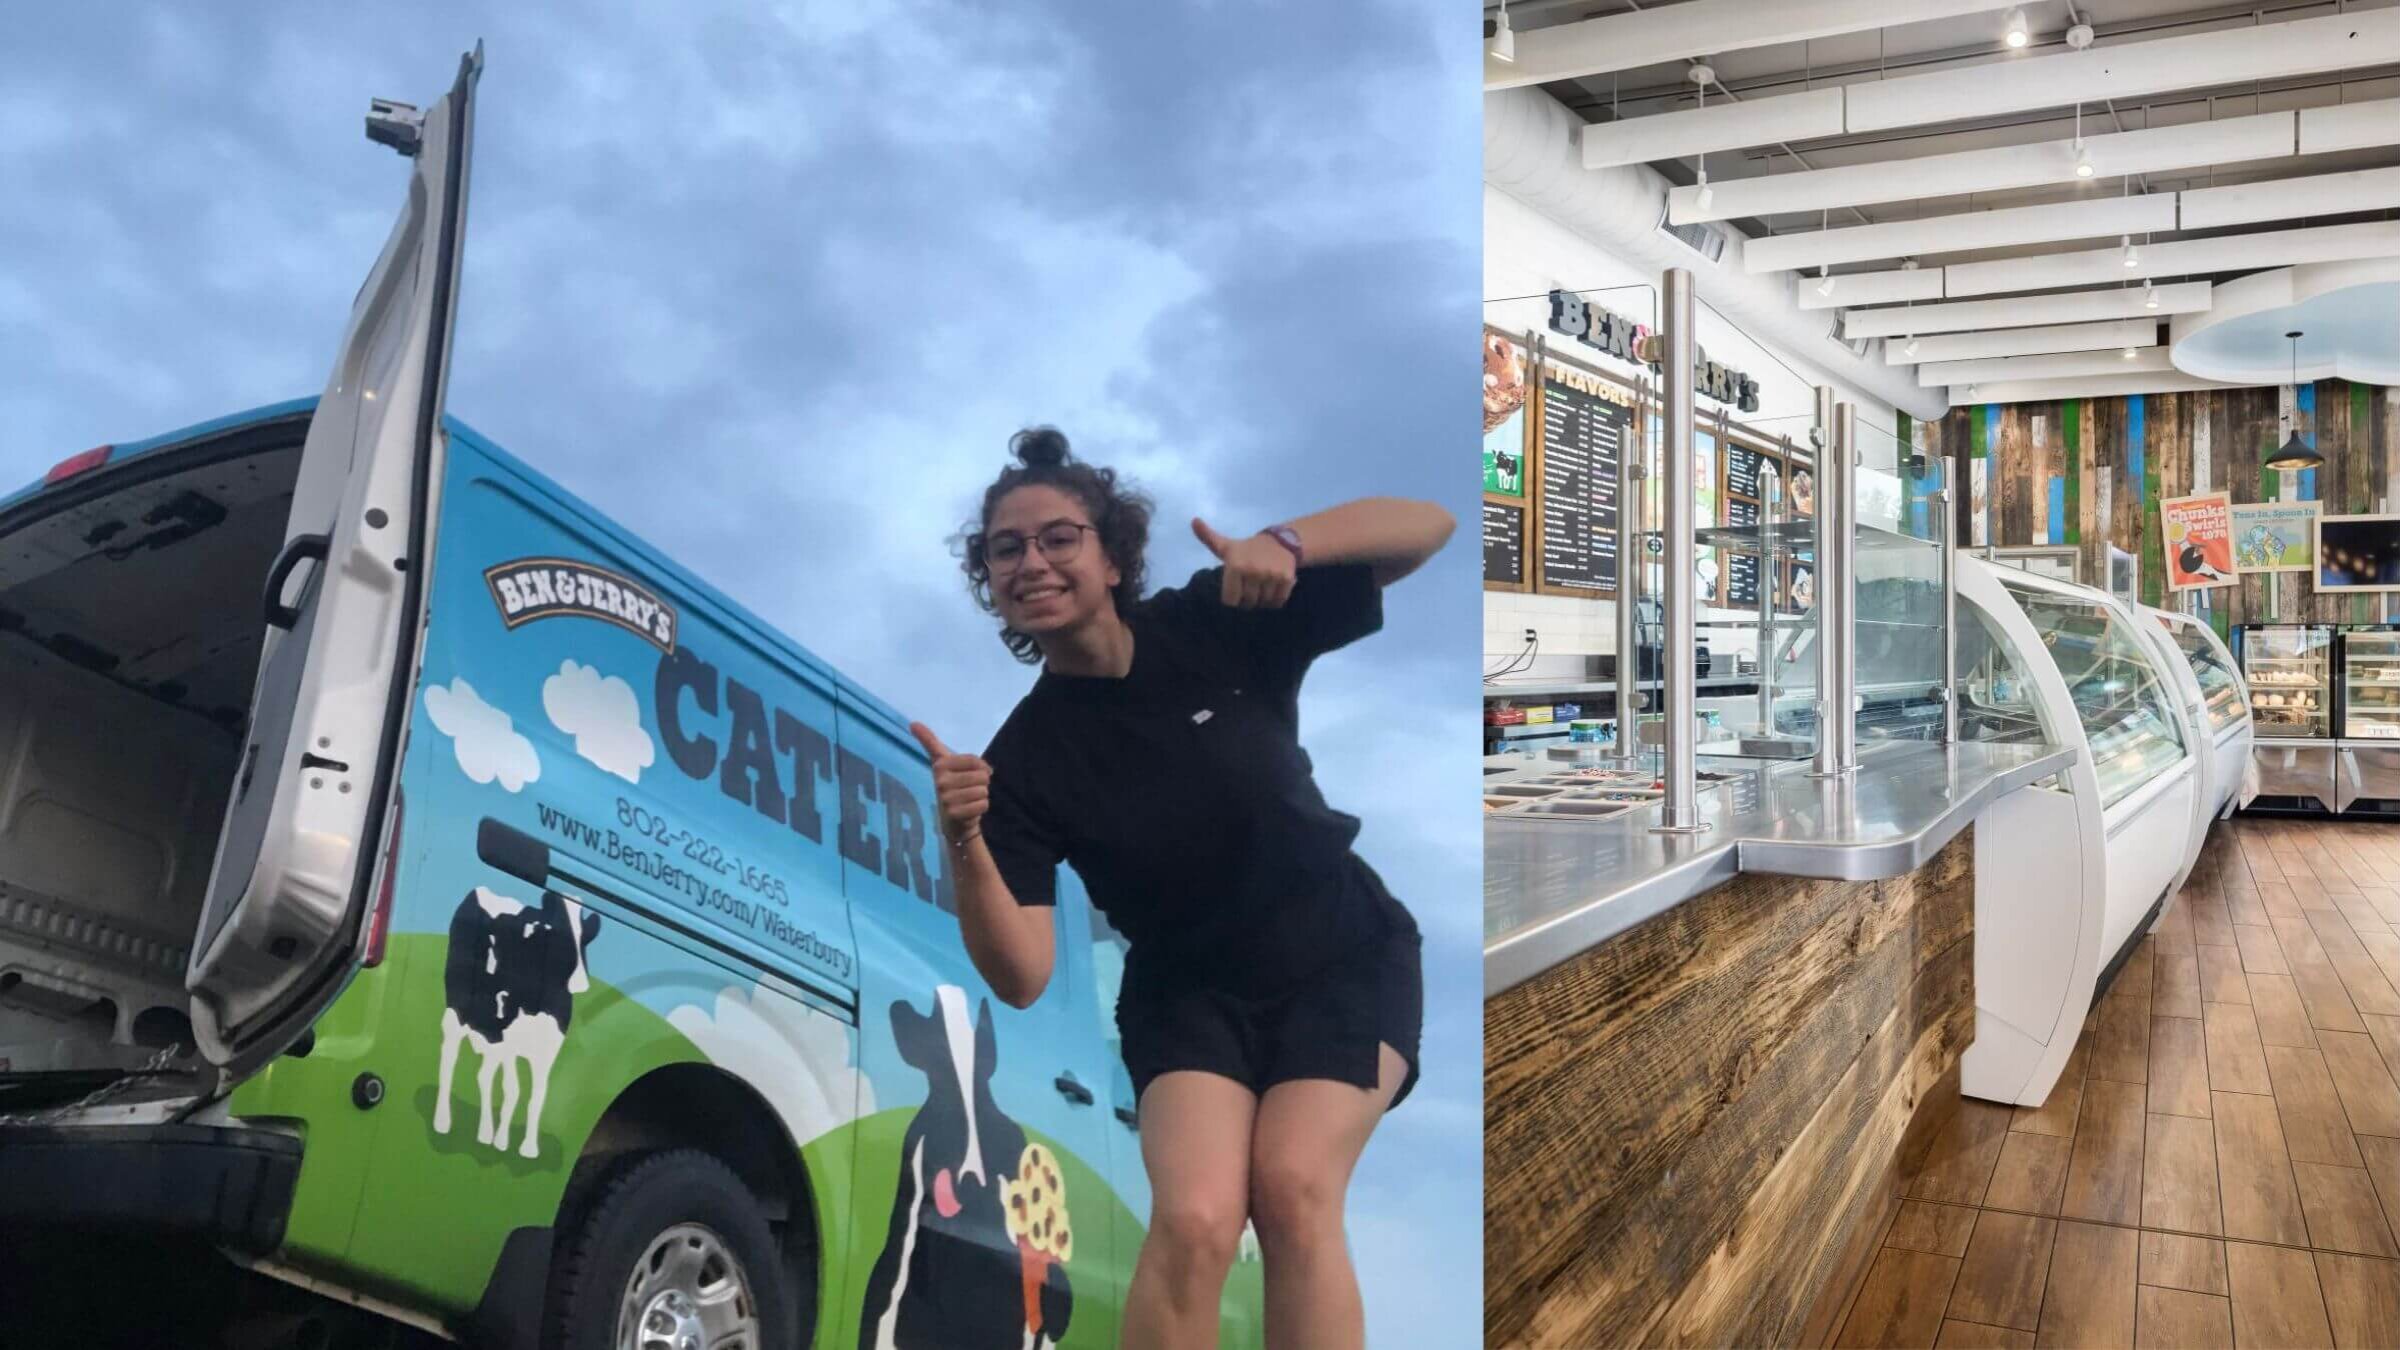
[[263, 532, 331, 629], [1115, 1106, 1138, 1129], [1053, 1073, 1093, 1106]]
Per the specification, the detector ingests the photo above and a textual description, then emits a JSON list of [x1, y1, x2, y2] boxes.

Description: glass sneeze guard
[[2166, 621, 2246, 736]]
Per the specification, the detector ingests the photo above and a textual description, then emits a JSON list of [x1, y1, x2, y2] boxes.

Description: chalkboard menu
[[1726, 550, 1763, 608], [1726, 499, 1760, 528], [1483, 501, 1526, 587], [1537, 377, 1627, 592], [1725, 443, 1767, 502]]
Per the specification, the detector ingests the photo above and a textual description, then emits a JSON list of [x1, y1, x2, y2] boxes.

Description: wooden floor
[[1832, 816, 2400, 1350]]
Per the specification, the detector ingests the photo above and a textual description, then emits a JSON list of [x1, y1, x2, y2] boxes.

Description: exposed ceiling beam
[[1943, 220, 2400, 296], [1917, 347, 2176, 387], [1745, 194, 2177, 274], [1845, 10, 2400, 132], [1891, 319, 2160, 364], [1795, 266, 1947, 310], [1582, 91, 1846, 170], [2302, 97, 2400, 154], [2181, 165, 2400, 230], [1666, 112, 2295, 226], [1582, 9, 2400, 169], [1484, 0, 2012, 93], [1843, 282, 2213, 338], [1950, 370, 2248, 404]]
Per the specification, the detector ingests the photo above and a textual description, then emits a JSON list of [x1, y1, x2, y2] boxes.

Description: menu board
[[1726, 550, 1764, 608], [1483, 501, 1526, 587], [1725, 443, 1768, 503], [1536, 375, 1627, 593]]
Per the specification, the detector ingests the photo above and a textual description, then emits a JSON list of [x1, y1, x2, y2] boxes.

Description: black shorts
[[1117, 921, 1423, 1109]]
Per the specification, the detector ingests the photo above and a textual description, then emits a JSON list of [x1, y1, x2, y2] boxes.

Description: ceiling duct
[[1655, 200, 1729, 264], [1486, 86, 1947, 421]]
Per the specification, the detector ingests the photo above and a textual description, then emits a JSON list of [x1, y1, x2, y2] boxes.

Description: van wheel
[[545, 1149, 791, 1350]]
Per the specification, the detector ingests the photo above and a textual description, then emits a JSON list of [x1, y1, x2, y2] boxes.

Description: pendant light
[[1487, 0, 1516, 63], [2266, 329, 2324, 471]]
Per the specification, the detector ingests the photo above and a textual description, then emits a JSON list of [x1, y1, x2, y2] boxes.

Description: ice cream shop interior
[[1482, 2, 2400, 1346]]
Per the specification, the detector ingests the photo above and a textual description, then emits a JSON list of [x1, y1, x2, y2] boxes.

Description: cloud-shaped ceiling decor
[[2169, 259, 2400, 388]]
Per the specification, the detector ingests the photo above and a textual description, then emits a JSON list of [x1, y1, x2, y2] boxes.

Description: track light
[[2004, 7, 2029, 47], [2073, 141, 2094, 177], [1966, 384, 1980, 398], [2122, 346, 2138, 360], [2120, 235, 2140, 268], [2143, 279, 2159, 309], [1486, 3, 1516, 62], [1695, 168, 1713, 213], [1815, 266, 1835, 298], [1904, 335, 1920, 359]]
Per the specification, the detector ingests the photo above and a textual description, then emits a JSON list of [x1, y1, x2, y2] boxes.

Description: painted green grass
[[226, 934, 1260, 1346]]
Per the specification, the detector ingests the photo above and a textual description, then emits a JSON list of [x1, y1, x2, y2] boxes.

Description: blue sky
[[4, 3, 1480, 1344]]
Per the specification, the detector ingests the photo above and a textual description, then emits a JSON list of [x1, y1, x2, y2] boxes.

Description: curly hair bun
[[1010, 426, 1072, 468]]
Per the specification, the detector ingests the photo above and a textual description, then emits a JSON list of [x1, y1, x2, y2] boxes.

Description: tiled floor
[[1833, 816, 2400, 1350]]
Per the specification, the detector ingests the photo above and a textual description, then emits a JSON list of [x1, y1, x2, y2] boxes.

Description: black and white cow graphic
[[433, 886, 602, 1161], [861, 985, 1072, 1350]]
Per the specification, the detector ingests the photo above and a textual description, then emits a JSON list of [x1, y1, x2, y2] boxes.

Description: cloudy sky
[[5, 3, 1479, 1343]]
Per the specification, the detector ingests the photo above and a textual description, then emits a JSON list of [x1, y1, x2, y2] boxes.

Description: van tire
[[543, 1148, 793, 1350]]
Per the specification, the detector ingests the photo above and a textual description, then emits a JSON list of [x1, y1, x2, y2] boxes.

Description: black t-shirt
[[981, 563, 1413, 997]]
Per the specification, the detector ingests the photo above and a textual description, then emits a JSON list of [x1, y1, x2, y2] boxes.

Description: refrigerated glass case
[[2340, 627, 2400, 741], [2239, 623, 2338, 813], [2238, 624, 2334, 739]]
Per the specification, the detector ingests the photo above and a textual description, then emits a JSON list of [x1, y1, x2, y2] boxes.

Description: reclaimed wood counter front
[[1485, 827, 1978, 1348]]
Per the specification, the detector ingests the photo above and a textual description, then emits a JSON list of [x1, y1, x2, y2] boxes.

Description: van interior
[[0, 425, 304, 1108]]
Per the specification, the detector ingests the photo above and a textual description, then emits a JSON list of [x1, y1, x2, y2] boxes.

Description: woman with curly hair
[[908, 426, 1452, 1350]]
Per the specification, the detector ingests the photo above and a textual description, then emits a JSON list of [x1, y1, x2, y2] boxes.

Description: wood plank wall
[[1922, 383, 2399, 632], [1484, 830, 1978, 1348]]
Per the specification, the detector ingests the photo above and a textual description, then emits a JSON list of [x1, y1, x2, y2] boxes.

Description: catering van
[[0, 50, 1262, 1349]]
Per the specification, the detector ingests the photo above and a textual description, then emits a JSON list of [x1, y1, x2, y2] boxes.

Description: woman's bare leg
[[1247, 1044, 1407, 1350], [1121, 1070, 1259, 1350]]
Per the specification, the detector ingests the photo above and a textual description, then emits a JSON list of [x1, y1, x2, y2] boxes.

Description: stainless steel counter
[[1484, 739, 2077, 995]]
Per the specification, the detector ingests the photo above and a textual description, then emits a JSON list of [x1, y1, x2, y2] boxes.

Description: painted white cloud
[[668, 984, 875, 1148], [543, 659, 655, 784], [421, 678, 540, 792]]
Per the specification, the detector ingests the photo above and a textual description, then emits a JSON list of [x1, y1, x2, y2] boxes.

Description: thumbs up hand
[[1193, 517, 1297, 610], [910, 722, 990, 846]]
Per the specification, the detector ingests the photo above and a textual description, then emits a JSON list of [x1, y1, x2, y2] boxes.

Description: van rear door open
[[186, 49, 480, 1075]]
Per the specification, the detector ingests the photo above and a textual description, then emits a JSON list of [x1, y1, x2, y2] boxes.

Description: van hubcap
[[619, 1223, 758, 1350]]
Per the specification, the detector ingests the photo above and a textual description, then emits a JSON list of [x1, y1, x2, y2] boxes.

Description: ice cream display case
[[2238, 624, 2338, 813], [2142, 607, 2253, 824]]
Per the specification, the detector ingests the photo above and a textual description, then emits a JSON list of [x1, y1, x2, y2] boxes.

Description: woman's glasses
[[984, 521, 1098, 573]]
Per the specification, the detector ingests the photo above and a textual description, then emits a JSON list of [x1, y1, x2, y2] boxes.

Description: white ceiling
[[1486, 0, 2400, 404]]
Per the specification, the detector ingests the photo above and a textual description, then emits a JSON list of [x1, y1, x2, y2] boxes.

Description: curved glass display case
[[2166, 619, 2248, 736], [2002, 581, 2188, 807]]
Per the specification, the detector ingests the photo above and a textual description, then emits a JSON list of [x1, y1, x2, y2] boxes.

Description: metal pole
[[1613, 383, 1644, 764], [1654, 269, 1706, 832], [1814, 402, 1858, 776], [1938, 474, 1958, 745], [1757, 464, 1779, 736]]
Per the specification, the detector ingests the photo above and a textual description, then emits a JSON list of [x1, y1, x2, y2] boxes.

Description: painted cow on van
[[862, 985, 1072, 1350], [433, 886, 602, 1160]]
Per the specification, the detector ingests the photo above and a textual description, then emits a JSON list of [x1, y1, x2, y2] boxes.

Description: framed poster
[[2231, 501, 2320, 574], [2160, 491, 2235, 592], [2316, 514, 2400, 592], [1482, 329, 1530, 498]]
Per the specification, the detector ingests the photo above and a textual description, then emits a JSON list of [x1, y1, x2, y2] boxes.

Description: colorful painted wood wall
[[1912, 382, 2399, 634]]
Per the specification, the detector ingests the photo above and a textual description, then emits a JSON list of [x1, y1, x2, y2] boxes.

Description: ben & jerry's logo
[[484, 557, 678, 652]]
